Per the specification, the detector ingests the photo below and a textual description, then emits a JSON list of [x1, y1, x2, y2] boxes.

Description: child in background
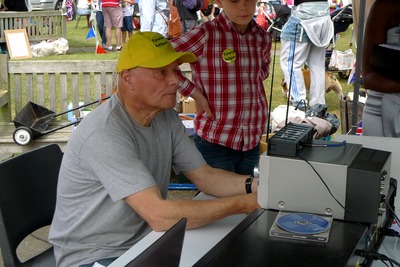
[[171, 0, 272, 175], [121, 0, 135, 45]]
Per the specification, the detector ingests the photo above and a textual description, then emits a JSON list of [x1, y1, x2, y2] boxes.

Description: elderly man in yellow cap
[[49, 32, 259, 267]]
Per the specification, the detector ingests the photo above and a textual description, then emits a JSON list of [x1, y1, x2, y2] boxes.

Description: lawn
[[34, 19, 359, 134]]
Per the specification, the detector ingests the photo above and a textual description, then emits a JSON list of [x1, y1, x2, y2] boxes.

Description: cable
[[297, 154, 361, 226], [301, 140, 347, 148], [384, 198, 400, 227], [355, 249, 400, 267], [285, 24, 298, 126], [380, 228, 400, 238], [266, 37, 278, 145]]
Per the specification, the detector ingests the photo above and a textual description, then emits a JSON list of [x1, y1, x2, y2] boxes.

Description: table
[[108, 193, 246, 267], [109, 193, 399, 267]]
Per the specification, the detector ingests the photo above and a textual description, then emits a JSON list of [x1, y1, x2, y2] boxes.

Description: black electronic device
[[267, 122, 314, 157], [125, 218, 187, 267]]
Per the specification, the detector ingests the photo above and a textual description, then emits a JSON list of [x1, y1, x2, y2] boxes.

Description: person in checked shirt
[[171, 0, 272, 175]]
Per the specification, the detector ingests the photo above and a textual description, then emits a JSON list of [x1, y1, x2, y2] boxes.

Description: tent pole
[[350, 1, 366, 135]]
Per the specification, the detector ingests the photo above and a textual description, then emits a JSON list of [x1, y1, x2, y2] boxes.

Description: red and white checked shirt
[[171, 12, 272, 151]]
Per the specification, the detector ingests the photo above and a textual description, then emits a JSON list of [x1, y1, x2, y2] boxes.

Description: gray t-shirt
[[49, 94, 205, 267]]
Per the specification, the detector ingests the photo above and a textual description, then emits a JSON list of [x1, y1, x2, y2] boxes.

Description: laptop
[[125, 218, 187, 267]]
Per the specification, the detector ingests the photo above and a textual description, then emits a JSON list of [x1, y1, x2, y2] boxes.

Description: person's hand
[[191, 89, 214, 120], [241, 192, 260, 214]]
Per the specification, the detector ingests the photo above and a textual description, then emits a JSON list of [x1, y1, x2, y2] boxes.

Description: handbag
[[167, 0, 182, 38], [328, 48, 355, 70]]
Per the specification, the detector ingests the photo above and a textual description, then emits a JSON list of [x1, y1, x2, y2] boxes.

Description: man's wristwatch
[[245, 175, 254, 194]]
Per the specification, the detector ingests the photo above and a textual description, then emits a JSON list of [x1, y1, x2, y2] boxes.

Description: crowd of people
[[4, 0, 398, 266]]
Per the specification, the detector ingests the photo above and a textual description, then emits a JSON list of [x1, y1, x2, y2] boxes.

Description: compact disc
[[276, 213, 330, 234]]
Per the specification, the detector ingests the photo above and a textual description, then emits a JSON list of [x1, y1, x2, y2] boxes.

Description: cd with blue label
[[276, 213, 330, 235]]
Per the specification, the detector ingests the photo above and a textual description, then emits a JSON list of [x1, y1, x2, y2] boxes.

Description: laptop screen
[[125, 218, 187, 267]]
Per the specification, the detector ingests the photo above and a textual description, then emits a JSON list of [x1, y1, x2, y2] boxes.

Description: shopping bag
[[328, 48, 355, 70]]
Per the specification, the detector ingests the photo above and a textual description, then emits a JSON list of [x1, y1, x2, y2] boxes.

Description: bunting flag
[[355, 120, 363, 136], [96, 41, 107, 54], [347, 61, 357, 85], [86, 27, 96, 39]]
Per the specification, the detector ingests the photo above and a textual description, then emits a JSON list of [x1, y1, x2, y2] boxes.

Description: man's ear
[[120, 70, 134, 85]]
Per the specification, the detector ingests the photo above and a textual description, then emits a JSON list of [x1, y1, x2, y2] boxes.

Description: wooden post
[[0, 54, 11, 122]]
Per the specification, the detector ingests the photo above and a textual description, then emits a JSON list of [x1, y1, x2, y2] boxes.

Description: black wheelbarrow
[[12, 96, 110, 146]]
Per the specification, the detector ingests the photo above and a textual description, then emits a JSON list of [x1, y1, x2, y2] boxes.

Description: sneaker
[[292, 99, 307, 112], [105, 46, 113, 51], [115, 46, 122, 52]]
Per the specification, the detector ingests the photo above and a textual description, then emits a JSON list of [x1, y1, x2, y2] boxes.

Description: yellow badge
[[222, 48, 236, 63]]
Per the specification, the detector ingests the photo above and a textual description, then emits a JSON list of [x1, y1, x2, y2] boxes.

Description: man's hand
[[191, 89, 214, 120]]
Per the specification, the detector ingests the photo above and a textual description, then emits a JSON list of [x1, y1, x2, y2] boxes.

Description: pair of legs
[[102, 6, 123, 50], [280, 40, 326, 107], [194, 135, 260, 175], [121, 15, 134, 44], [96, 10, 107, 46]]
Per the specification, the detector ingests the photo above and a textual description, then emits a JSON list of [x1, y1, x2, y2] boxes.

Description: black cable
[[355, 250, 400, 267], [297, 154, 361, 226], [384, 198, 400, 227], [380, 228, 400, 238], [266, 39, 278, 145]]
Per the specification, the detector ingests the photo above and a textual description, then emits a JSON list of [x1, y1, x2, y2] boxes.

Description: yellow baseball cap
[[116, 31, 196, 72]]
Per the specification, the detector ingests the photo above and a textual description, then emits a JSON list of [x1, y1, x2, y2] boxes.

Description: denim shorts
[[122, 15, 134, 32]]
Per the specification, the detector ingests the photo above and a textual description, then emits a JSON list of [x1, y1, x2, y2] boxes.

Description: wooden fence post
[[0, 54, 11, 122]]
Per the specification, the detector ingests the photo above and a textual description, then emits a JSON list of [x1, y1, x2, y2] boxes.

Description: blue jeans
[[96, 11, 107, 45], [79, 257, 118, 267], [193, 135, 260, 175]]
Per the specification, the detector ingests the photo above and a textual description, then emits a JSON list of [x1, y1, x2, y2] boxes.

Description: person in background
[[329, 0, 342, 13], [199, 1, 219, 22], [49, 31, 259, 267], [361, 0, 400, 137], [102, 0, 123, 51], [171, 0, 272, 175], [175, 0, 199, 32], [140, 0, 169, 38], [121, 0, 135, 44], [279, 0, 333, 110], [76, 0, 92, 28], [93, 0, 107, 47]]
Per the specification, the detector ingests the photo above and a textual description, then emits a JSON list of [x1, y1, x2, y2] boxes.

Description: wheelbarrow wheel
[[13, 126, 33, 146]]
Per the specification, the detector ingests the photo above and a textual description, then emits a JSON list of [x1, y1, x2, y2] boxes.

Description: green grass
[[28, 21, 358, 134]]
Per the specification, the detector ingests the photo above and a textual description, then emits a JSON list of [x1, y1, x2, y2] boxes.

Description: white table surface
[[108, 193, 246, 267], [109, 194, 399, 267]]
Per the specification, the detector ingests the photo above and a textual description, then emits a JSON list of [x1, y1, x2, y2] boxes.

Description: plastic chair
[[0, 144, 63, 267]]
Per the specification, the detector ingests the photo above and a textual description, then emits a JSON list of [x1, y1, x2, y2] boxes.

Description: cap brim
[[139, 52, 196, 68]]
